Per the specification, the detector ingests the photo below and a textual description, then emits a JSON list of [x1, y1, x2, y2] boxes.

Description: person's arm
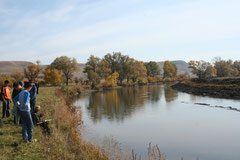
[[22, 92, 30, 105], [13, 92, 20, 103]]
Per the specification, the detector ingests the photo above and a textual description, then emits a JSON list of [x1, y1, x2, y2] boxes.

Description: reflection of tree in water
[[147, 85, 162, 102], [164, 85, 178, 102], [87, 86, 162, 122]]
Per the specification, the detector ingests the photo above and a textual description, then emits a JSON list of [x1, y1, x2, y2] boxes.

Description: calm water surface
[[74, 84, 240, 160]]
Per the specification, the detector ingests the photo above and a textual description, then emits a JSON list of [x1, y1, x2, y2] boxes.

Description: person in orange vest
[[1, 80, 12, 118]]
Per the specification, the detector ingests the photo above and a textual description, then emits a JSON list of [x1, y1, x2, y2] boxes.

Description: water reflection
[[86, 85, 178, 122], [75, 84, 240, 160], [164, 85, 178, 103]]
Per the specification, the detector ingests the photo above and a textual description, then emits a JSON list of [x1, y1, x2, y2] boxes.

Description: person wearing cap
[[13, 82, 34, 142], [1, 80, 11, 118], [12, 81, 24, 124]]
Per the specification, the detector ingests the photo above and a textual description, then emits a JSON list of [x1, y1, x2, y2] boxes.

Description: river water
[[74, 84, 240, 160]]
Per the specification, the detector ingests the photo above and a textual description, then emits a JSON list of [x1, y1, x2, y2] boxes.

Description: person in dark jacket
[[12, 81, 24, 124], [29, 80, 37, 114]]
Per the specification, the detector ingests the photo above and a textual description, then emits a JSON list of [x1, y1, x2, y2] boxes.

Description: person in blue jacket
[[13, 82, 34, 142]]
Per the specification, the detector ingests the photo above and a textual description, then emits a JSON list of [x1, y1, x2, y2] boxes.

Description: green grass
[[0, 87, 55, 160], [0, 87, 108, 160]]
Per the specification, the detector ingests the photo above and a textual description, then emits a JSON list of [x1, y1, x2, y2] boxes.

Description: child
[[12, 81, 24, 124], [13, 82, 34, 142], [32, 106, 51, 136], [1, 80, 11, 118]]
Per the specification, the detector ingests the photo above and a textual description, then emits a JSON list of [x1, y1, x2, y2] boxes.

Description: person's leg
[[6, 99, 10, 117], [19, 111, 28, 142], [30, 99, 36, 114], [25, 111, 33, 142], [0, 118, 2, 127], [2, 101, 6, 118]]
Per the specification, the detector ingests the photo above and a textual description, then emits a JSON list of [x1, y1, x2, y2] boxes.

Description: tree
[[144, 61, 161, 77], [97, 59, 111, 79], [233, 68, 239, 77], [188, 60, 211, 79], [11, 71, 24, 82], [163, 61, 177, 78], [213, 58, 233, 77], [205, 65, 217, 78], [233, 61, 240, 76], [102, 72, 119, 88], [87, 70, 100, 89], [130, 60, 147, 82], [104, 52, 131, 84], [50, 56, 80, 85], [43, 66, 62, 85], [24, 61, 42, 80]]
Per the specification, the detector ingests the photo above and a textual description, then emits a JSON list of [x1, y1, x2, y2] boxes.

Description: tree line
[[188, 57, 240, 79], [83, 52, 179, 88], [0, 53, 182, 88]]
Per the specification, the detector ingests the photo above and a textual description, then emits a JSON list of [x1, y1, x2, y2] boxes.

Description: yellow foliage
[[154, 75, 163, 82], [138, 77, 148, 85], [11, 71, 24, 82], [102, 72, 119, 88], [43, 67, 63, 85]]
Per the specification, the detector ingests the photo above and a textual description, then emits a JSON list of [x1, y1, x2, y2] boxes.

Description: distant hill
[[0, 61, 33, 75], [0, 60, 191, 77], [158, 60, 191, 74]]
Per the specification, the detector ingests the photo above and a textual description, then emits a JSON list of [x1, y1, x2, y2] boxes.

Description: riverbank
[[172, 78, 240, 99], [0, 87, 108, 160]]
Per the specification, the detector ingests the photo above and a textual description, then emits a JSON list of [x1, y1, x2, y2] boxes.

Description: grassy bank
[[172, 79, 240, 99], [0, 87, 108, 160]]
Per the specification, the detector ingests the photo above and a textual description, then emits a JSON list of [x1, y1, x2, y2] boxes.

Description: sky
[[0, 0, 240, 64]]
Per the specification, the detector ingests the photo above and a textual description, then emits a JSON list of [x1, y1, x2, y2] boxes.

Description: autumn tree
[[130, 60, 147, 82], [144, 61, 161, 77], [50, 56, 80, 85], [11, 71, 24, 82], [188, 60, 211, 79], [104, 52, 130, 84], [233, 61, 240, 76], [24, 61, 42, 80], [97, 59, 111, 79], [213, 58, 233, 77], [205, 65, 217, 78], [102, 72, 119, 88], [87, 70, 100, 89], [163, 61, 178, 78], [43, 66, 62, 85]]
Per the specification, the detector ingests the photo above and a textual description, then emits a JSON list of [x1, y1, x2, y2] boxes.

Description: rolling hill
[[0, 61, 33, 75]]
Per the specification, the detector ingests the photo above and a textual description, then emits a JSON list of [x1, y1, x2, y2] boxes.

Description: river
[[73, 84, 240, 160]]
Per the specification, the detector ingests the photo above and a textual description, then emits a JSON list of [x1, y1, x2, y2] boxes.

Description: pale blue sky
[[0, 0, 239, 64]]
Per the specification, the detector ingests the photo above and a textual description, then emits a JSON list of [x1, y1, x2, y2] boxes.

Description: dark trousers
[[30, 98, 36, 113], [19, 110, 33, 142], [2, 99, 10, 118]]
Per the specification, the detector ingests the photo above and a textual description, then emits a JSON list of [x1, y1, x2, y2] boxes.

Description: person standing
[[12, 81, 24, 124], [1, 80, 11, 118], [29, 80, 37, 114], [13, 82, 34, 142]]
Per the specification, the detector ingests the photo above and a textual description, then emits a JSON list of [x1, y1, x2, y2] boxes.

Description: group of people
[[0, 80, 49, 143]]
